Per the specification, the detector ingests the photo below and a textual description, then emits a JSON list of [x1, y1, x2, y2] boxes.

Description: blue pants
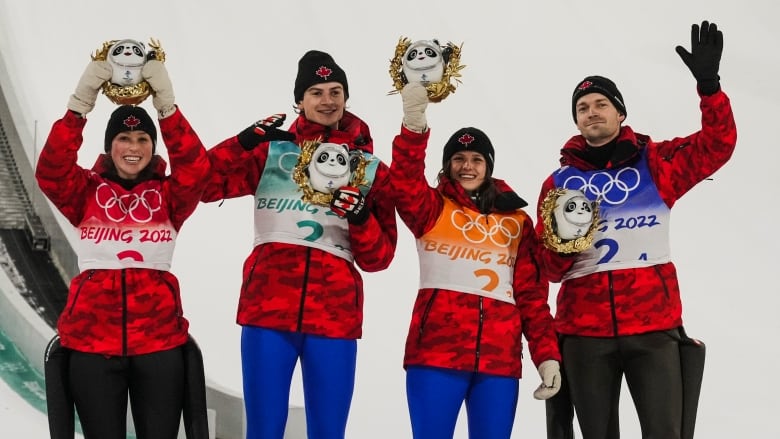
[[406, 366, 519, 439], [241, 326, 357, 439]]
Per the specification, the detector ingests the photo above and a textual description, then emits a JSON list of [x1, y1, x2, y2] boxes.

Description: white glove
[[67, 60, 112, 115], [533, 360, 561, 400], [401, 82, 428, 133], [142, 60, 176, 118]]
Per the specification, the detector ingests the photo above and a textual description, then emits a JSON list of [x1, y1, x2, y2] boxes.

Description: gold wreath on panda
[[388, 37, 465, 102], [91, 38, 166, 105], [540, 188, 600, 253], [292, 139, 370, 206]]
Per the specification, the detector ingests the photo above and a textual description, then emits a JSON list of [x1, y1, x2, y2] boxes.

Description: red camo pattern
[[59, 268, 188, 355], [36, 109, 210, 355], [237, 243, 363, 337], [392, 126, 560, 378], [203, 111, 396, 339], [536, 89, 737, 337]]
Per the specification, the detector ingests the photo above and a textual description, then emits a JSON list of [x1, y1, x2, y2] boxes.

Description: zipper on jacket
[[653, 265, 671, 299], [416, 289, 439, 344], [662, 141, 690, 161], [296, 247, 312, 332], [160, 271, 182, 329], [67, 270, 95, 315], [122, 269, 128, 356], [473, 297, 485, 372], [241, 251, 262, 299], [608, 271, 619, 336], [529, 249, 541, 284], [353, 266, 360, 308]]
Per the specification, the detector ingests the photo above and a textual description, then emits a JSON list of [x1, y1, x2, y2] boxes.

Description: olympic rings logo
[[95, 183, 162, 223], [278, 151, 299, 174], [450, 209, 521, 247], [562, 167, 640, 205]]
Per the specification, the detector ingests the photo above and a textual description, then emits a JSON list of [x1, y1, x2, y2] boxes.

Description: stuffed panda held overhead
[[106, 39, 147, 86], [402, 39, 446, 85]]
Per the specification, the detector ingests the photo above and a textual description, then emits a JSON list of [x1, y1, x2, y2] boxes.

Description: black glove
[[237, 113, 296, 150], [330, 186, 370, 225], [675, 20, 723, 95]]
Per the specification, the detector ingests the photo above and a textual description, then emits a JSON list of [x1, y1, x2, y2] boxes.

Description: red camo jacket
[[35, 108, 211, 356], [202, 111, 397, 339], [392, 126, 560, 378], [536, 89, 737, 337]]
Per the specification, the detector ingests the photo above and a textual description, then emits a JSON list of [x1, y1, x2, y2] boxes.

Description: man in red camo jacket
[[537, 21, 736, 439], [201, 50, 397, 439]]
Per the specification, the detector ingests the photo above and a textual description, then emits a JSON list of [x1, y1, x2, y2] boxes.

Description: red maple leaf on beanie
[[123, 115, 141, 129], [458, 133, 475, 146], [578, 81, 594, 90], [315, 66, 333, 79]]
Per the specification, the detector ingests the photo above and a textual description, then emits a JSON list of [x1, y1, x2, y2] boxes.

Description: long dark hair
[[438, 158, 498, 214]]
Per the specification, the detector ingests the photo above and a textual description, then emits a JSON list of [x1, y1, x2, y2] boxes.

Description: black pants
[[560, 330, 683, 439], [69, 347, 185, 439], [545, 363, 620, 439], [45, 336, 75, 439]]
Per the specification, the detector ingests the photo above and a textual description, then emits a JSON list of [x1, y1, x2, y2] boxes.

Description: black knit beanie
[[571, 75, 627, 122], [293, 50, 349, 103], [442, 127, 495, 175], [104, 105, 157, 153]]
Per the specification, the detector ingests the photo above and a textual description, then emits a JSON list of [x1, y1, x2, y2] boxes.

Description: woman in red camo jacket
[[36, 57, 210, 439], [391, 82, 561, 439]]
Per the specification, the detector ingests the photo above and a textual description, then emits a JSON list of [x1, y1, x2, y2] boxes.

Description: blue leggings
[[241, 326, 357, 439], [406, 366, 519, 439]]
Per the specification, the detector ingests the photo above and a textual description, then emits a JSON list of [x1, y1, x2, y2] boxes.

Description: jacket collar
[[560, 125, 650, 170], [289, 111, 374, 153]]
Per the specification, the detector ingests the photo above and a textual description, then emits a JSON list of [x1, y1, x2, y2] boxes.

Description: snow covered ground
[[1, 0, 779, 437], [0, 378, 70, 438]]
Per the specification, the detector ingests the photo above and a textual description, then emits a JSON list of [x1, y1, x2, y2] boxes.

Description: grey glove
[[533, 359, 561, 400], [401, 82, 428, 133], [142, 60, 176, 118], [67, 60, 112, 115]]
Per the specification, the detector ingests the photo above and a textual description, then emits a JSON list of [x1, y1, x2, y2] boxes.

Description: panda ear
[[442, 46, 453, 64], [349, 150, 361, 172]]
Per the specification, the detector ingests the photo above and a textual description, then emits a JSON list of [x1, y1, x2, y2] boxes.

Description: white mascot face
[[107, 39, 147, 86], [553, 190, 594, 240], [402, 40, 444, 84], [308, 143, 351, 193]]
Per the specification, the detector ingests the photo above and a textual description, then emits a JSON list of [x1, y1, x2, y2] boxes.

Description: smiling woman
[[390, 83, 561, 439], [33, 55, 212, 438], [104, 106, 157, 180]]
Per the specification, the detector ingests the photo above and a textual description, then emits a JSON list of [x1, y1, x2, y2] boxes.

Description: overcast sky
[[1, 0, 779, 437]]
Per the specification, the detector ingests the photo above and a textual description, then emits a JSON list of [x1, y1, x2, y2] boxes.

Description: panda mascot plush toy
[[106, 39, 147, 86], [552, 189, 596, 240], [307, 142, 352, 194], [401, 39, 447, 84]]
